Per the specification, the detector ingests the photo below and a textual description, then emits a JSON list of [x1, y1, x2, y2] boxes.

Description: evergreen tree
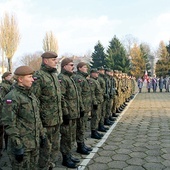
[[90, 41, 106, 68], [105, 36, 130, 73]]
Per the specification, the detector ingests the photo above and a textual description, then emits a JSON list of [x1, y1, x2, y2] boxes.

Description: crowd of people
[[137, 74, 170, 93], [0, 51, 136, 170]]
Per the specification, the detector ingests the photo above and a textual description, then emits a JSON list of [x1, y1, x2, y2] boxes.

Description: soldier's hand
[[14, 148, 24, 163], [63, 115, 70, 125], [80, 110, 85, 117], [93, 104, 98, 110], [40, 136, 47, 148]]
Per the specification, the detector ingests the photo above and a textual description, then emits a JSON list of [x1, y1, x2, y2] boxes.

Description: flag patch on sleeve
[[6, 99, 12, 104]]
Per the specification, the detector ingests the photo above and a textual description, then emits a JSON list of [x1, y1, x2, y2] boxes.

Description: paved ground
[[1, 88, 170, 170]]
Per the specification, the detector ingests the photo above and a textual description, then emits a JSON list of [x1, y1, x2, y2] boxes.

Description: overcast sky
[[0, 0, 170, 61]]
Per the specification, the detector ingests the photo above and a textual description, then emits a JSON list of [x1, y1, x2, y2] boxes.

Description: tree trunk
[[7, 58, 12, 72]]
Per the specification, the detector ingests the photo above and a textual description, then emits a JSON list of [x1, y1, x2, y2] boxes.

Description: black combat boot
[[83, 142, 93, 151], [109, 116, 115, 121], [91, 130, 102, 139], [62, 155, 77, 168], [77, 142, 90, 155], [104, 118, 113, 125], [98, 124, 107, 132], [112, 112, 118, 117], [70, 155, 80, 163], [96, 131, 104, 138]]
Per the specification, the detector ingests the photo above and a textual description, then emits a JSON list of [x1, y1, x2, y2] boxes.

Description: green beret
[[14, 66, 34, 76], [2, 72, 12, 79], [90, 68, 98, 73], [61, 58, 73, 67], [41, 51, 58, 58], [97, 66, 105, 70]]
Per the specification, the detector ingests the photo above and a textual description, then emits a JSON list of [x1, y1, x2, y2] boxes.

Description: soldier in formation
[[1, 66, 45, 169], [0, 52, 137, 169], [0, 72, 13, 156], [32, 51, 62, 170]]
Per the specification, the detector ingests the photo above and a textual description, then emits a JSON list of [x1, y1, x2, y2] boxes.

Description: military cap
[[14, 66, 34, 76], [105, 68, 112, 72], [61, 58, 73, 67], [90, 68, 98, 73], [97, 66, 105, 70], [41, 51, 58, 58], [77, 62, 87, 69], [2, 72, 12, 79]]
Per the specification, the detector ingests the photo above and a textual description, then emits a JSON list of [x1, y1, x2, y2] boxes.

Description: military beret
[[14, 66, 34, 76], [90, 68, 98, 73], [2, 72, 12, 79], [105, 68, 112, 72], [41, 51, 58, 58], [61, 58, 73, 67], [77, 62, 87, 69], [97, 66, 105, 70]]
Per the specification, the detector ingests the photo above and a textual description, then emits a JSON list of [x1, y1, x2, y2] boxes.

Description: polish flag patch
[[6, 99, 12, 104]]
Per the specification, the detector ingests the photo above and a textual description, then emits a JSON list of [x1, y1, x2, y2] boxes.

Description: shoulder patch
[[6, 99, 12, 104], [59, 80, 62, 83], [78, 79, 82, 83]]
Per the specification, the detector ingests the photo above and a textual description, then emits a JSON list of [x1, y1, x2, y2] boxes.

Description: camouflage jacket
[[89, 77, 104, 105], [73, 71, 92, 112], [0, 80, 13, 110], [1, 84, 44, 150], [58, 69, 80, 119], [98, 73, 106, 96], [32, 64, 62, 126]]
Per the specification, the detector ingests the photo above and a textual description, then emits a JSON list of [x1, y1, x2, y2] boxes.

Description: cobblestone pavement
[[1, 89, 170, 170]]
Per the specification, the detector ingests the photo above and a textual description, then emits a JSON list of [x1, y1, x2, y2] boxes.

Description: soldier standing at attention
[[73, 62, 92, 155], [89, 68, 104, 139], [58, 58, 80, 169], [97, 66, 109, 132], [0, 72, 13, 156], [32, 51, 62, 170], [1, 66, 45, 169]]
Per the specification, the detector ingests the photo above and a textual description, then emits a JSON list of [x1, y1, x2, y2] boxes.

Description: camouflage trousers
[[99, 101, 105, 126], [0, 125, 3, 150], [76, 112, 88, 143], [112, 95, 118, 113], [105, 99, 113, 119], [39, 124, 60, 169], [60, 119, 77, 155], [9, 148, 39, 170], [91, 103, 102, 130]]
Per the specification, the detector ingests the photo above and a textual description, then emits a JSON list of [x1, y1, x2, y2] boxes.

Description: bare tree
[[42, 31, 58, 54], [19, 51, 42, 71], [0, 12, 20, 72]]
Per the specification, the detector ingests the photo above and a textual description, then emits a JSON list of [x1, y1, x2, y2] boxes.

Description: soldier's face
[[44, 58, 58, 68], [64, 62, 74, 73], [98, 70, 105, 74], [18, 75, 34, 89], [79, 65, 88, 73], [5, 74, 12, 81], [91, 72, 99, 78]]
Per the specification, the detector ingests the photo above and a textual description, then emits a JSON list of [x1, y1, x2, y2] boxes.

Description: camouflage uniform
[[97, 72, 106, 128], [1, 83, 44, 170], [58, 69, 79, 158], [0, 76, 13, 154], [73, 69, 92, 153], [32, 63, 62, 169], [89, 70, 104, 138]]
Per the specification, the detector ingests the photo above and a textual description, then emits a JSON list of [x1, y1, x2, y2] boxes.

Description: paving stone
[[129, 152, 147, 158], [123, 166, 145, 170], [143, 163, 165, 170], [107, 160, 128, 169], [115, 148, 132, 154], [162, 154, 170, 160], [112, 154, 130, 161], [144, 156, 164, 163], [93, 156, 112, 163], [126, 157, 145, 166]]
